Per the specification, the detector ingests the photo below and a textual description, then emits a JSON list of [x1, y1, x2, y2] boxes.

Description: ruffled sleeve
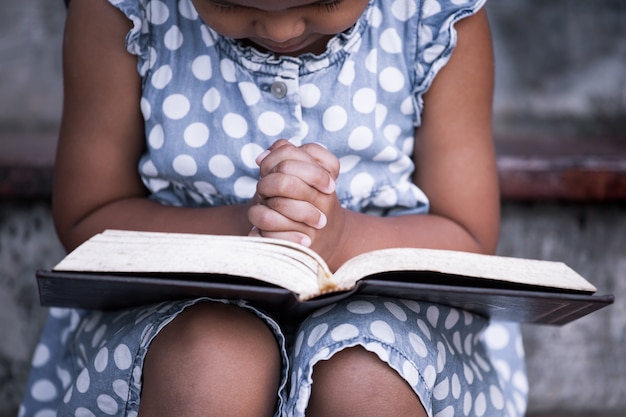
[[412, 0, 487, 123], [107, 0, 151, 77]]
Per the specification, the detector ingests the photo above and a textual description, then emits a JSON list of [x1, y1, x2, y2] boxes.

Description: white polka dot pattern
[[124, 0, 486, 214], [289, 297, 528, 417], [20, 298, 526, 417]]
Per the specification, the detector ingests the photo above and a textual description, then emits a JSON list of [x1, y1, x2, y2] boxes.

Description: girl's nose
[[255, 12, 306, 43]]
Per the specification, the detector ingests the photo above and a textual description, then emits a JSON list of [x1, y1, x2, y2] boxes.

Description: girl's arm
[[411, 8, 499, 253], [334, 9, 499, 268], [258, 9, 499, 271], [54, 0, 256, 251]]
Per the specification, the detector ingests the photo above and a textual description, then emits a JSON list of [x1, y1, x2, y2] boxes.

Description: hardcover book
[[37, 229, 614, 326]]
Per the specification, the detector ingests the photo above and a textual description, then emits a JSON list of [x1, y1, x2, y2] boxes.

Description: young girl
[[21, 0, 528, 416]]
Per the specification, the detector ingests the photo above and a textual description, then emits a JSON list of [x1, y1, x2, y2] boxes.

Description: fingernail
[[316, 213, 327, 229], [327, 177, 336, 193], [300, 235, 312, 247], [256, 150, 271, 165]]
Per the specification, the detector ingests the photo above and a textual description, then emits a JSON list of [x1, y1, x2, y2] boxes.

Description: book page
[[53, 230, 337, 300], [333, 247, 597, 293]]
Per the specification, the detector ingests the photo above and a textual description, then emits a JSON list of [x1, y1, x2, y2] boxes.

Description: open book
[[36, 229, 613, 326]]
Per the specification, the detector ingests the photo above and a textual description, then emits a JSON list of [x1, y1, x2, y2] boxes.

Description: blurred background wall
[[1, 1, 625, 416]]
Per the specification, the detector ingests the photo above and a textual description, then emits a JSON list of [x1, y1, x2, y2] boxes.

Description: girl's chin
[[247, 36, 331, 56]]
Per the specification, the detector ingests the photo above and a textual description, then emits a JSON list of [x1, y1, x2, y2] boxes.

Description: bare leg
[[306, 346, 428, 417], [138, 302, 282, 417]]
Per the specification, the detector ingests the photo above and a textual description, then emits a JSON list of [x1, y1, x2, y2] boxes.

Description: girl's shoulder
[[105, 0, 207, 74], [359, 0, 489, 78]]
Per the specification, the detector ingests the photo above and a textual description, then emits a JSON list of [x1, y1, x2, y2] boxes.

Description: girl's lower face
[[191, 0, 370, 56]]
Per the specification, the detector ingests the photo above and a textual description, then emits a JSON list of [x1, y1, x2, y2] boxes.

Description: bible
[[36, 229, 613, 326]]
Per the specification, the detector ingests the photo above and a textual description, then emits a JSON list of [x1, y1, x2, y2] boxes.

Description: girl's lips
[[253, 39, 310, 54]]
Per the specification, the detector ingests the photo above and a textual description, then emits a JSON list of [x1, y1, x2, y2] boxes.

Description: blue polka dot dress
[[20, 0, 529, 416]]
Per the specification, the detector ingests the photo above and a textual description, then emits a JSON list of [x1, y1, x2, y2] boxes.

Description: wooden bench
[[2, 130, 625, 201]]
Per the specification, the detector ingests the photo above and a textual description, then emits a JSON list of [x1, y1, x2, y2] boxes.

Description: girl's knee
[[147, 302, 281, 370], [140, 302, 282, 417], [306, 346, 427, 417]]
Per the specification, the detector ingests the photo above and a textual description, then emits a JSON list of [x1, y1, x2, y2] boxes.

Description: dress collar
[[209, 0, 374, 75]]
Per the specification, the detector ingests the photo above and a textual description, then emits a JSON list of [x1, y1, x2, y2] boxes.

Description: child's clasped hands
[[249, 139, 346, 261]]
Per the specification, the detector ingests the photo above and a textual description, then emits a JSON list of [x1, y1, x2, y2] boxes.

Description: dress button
[[270, 81, 288, 99]]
